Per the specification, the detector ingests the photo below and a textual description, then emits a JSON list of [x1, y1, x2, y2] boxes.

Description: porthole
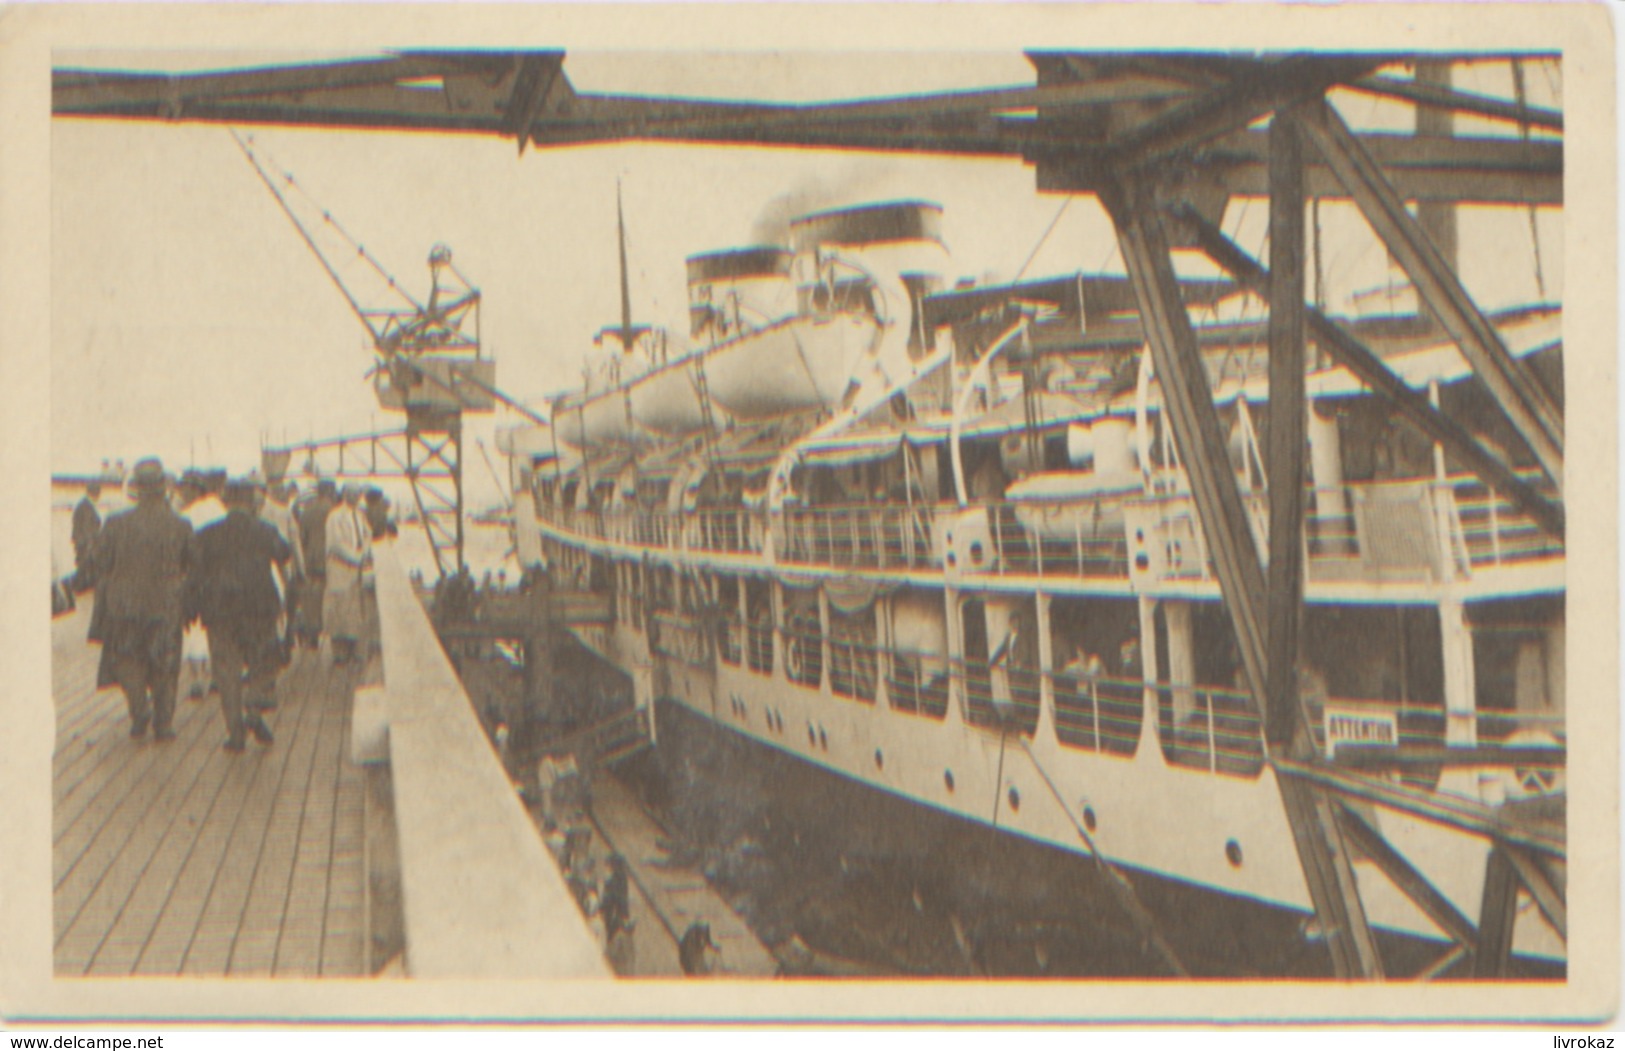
[[1225, 839, 1244, 868], [1007, 786, 1021, 812], [818, 728, 828, 751], [807, 725, 816, 746], [969, 540, 984, 565], [1083, 806, 1097, 833], [944, 770, 955, 792], [874, 749, 884, 770]]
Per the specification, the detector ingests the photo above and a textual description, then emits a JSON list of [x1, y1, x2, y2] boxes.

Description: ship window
[[1049, 596, 1142, 757], [781, 585, 822, 690], [1152, 602, 1264, 778], [829, 607, 877, 703], [716, 575, 742, 667], [885, 588, 948, 720], [960, 598, 1039, 736], [745, 579, 773, 676]]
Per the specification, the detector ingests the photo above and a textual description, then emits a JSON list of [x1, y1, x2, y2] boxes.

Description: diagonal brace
[[1180, 209, 1564, 540], [1297, 99, 1564, 492]]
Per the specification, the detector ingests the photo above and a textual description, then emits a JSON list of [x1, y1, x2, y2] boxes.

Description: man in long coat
[[190, 479, 291, 751], [91, 459, 193, 740], [323, 483, 372, 664]]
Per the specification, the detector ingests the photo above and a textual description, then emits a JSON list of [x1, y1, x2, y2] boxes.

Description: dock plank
[[53, 601, 371, 978]]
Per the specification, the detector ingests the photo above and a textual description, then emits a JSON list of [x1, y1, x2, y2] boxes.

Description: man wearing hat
[[189, 478, 292, 751], [323, 482, 372, 664], [90, 458, 194, 741]]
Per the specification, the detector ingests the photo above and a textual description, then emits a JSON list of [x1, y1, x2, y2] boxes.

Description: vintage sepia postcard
[[1, 1, 1617, 1028]]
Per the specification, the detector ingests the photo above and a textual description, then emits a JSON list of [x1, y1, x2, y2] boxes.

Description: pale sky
[[51, 52, 1560, 511]]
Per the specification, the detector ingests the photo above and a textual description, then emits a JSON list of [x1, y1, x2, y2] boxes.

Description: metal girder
[[1335, 800, 1478, 950], [1038, 127, 1563, 205], [1109, 177, 1383, 979], [1503, 846, 1568, 940], [1106, 56, 1381, 170], [1274, 758, 1566, 857], [1264, 109, 1309, 749], [1473, 848, 1521, 977], [1276, 779, 1385, 979], [1350, 73, 1563, 132], [1108, 182, 1269, 703], [1181, 211, 1565, 540], [1298, 100, 1565, 491], [57, 52, 1562, 206], [265, 420, 466, 579]]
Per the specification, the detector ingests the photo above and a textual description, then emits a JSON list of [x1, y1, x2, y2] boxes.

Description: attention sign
[[1323, 705, 1400, 757]]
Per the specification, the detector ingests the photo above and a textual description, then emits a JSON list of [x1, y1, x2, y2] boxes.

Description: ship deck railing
[[532, 472, 1561, 586]]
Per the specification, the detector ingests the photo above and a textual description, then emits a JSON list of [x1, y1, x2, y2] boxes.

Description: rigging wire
[[232, 130, 422, 316], [1014, 196, 1074, 283]]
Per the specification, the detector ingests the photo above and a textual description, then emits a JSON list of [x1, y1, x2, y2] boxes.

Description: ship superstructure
[[505, 193, 1566, 966]]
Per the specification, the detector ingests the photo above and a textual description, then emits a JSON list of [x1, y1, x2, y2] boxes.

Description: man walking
[[71, 480, 102, 593], [91, 459, 193, 741], [190, 479, 291, 752]]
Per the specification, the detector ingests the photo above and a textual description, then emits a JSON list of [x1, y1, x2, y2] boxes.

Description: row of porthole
[[733, 697, 1244, 871]]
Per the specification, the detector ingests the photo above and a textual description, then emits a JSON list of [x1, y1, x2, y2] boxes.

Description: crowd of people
[[74, 457, 396, 753]]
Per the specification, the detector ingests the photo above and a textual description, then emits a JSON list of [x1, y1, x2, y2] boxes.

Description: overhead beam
[[1350, 73, 1563, 132], [1107, 56, 1380, 169], [1181, 211, 1564, 540], [1298, 99, 1565, 491], [1038, 128, 1563, 205]]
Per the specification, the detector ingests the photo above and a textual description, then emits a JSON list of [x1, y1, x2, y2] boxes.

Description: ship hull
[[549, 600, 1566, 967]]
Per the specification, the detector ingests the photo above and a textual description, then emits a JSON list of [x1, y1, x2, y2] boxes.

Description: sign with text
[[1323, 704, 1400, 757]]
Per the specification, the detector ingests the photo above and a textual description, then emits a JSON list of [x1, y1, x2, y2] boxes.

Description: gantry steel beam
[[1264, 108, 1309, 750], [55, 52, 1563, 205], [1298, 99, 1565, 491]]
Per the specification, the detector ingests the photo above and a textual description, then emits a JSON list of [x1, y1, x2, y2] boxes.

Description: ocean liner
[[500, 195, 1567, 966]]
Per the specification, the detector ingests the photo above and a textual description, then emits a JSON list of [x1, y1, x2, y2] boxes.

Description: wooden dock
[[52, 600, 373, 978]]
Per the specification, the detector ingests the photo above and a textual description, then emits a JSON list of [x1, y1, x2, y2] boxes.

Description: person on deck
[[295, 479, 337, 649], [90, 459, 193, 741], [189, 479, 291, 752], [363, 487, 397, 540], [260, 480, 305, 659], [175, 472, 227, 700], [323, 483, 372, 665], [71, 481, 102, 594]]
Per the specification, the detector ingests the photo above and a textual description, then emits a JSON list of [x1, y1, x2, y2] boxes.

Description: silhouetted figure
[[91, 459, 193, 741], [190, 479, 290, 752], [71, 481, 102, 593]]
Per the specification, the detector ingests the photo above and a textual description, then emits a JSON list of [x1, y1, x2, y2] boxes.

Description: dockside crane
[[234, 130, 510, 579]]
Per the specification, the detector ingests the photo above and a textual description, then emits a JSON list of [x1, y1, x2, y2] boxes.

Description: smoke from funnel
[[747, 168, 880, 246]]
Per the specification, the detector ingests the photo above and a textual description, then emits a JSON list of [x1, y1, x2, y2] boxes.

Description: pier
[[51, 538, 778, 980], [52, 603, 370, 977]]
